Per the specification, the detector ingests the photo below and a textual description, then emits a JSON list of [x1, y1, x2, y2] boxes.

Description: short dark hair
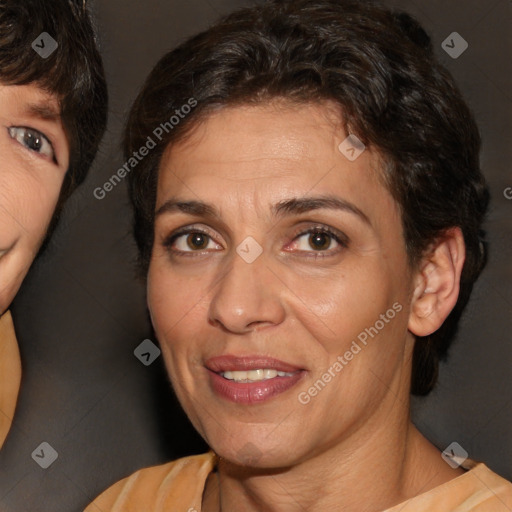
[[0, 0, 108, 220], [124, 0, 489, 395]]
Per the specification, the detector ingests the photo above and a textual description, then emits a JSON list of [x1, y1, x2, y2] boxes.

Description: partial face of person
[[148, 101, 417, 468], [0, 84, 69, 314]]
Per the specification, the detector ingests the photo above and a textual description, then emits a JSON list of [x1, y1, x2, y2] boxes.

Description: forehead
[[0, 83, 61, 118], [156, 102, 391, 214], [165, 101, 348, 169]]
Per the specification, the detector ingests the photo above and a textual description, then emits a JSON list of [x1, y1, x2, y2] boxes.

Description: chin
[[211, 431, 304, 471]]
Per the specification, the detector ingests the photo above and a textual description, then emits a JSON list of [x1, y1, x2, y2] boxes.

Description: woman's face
[[0, 84, 69, 314], [148, 101, 417, 468]]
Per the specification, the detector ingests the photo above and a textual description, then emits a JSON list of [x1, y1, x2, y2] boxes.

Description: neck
[[204, 395, 464, 512]]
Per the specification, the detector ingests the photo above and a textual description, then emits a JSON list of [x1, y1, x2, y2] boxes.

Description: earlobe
[[408, 228, 466, 337]]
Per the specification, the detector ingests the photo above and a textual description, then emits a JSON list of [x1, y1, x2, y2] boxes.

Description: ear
[[408, 227, 466, 337]]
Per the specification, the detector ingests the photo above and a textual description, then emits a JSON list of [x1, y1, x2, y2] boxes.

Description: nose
[[207, 248, 286, 334]]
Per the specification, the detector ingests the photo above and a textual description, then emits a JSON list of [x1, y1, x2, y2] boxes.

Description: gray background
[[0, 0, 510, 510]]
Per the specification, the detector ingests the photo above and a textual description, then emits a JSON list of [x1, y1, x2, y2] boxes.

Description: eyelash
[[163, 225, 349, 259], [7, 126, 57, 163]]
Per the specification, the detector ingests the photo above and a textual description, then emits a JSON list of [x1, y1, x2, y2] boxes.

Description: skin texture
[[148, 101, 466, 512], [0, 84, 69, 314]]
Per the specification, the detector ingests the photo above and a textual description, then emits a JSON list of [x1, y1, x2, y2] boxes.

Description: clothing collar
[[0, 310, 22, 450]]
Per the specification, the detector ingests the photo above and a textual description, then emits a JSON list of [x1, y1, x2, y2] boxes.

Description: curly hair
[[124, 0, 489, 395]]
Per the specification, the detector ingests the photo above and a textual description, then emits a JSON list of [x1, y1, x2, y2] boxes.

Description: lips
[[205, 355, 302, 373], [205, 355, 306, 404]]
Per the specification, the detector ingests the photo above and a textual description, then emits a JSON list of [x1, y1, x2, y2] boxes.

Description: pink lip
[[205, 355, 302, 373], [205, 355, 306, 404]]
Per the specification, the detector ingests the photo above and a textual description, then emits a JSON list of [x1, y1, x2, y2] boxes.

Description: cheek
[[0, 168, 63, 311], [289, 258, 399, 356], [290, 257, 410, 408], [147, 257, 208, 365], [0, 166, 62, 244], [148, 258, 204, 326], [147, 259, 212, 421]]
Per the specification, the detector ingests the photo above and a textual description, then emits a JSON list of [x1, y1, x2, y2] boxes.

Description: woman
[[87, 0, 512, 510], [0, 0, 107, 450]]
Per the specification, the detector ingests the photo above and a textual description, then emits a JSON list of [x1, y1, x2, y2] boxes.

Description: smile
[[205, 355, 306, 403], [221, 369, 296, 382]]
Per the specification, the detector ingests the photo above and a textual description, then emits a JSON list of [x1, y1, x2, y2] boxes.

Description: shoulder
[[85, 451, 216, 512], [385, 460, 512, 512], [468, 463, 512, 510], [0, 310, 22, 451]]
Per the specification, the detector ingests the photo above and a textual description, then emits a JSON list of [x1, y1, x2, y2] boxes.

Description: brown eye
[[308, 231, 332, 251], [164, 227, 222, 255], [186, 233, 209, 250], [286, 226, 348, 257]]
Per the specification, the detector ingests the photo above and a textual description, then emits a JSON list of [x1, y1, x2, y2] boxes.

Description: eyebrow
[[155, 194, 371, 226], [23, 102, 61, 122]]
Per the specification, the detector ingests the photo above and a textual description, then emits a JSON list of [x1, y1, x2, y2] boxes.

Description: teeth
[[221, 369, 295, 382]]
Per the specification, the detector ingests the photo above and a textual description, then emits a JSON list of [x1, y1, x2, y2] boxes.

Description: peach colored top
[[0, 311, 22, 450], [86, 451, 512, 512]]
